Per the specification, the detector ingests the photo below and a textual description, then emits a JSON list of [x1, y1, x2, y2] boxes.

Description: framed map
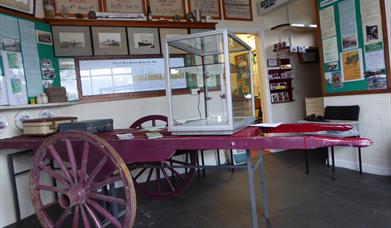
[[102, 0, 145, 13], [147, 0, 186, 18], [222, 0, 253, 21], [188, 0, 221, 19], [0, 0, 35, 15], [53, 0, 101, 16]]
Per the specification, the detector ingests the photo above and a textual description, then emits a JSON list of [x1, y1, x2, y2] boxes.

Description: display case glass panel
[[165, 30, 254, 135]]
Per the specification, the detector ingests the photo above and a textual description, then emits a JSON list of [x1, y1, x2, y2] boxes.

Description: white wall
[[0, 0, 320, 226]]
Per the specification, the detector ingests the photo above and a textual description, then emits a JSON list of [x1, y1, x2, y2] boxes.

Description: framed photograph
[[52, 26, 93, 57], [271, 93, 278, 103], [222, 0, 253, 21], [53, 0, 101, 16], [190, 29, 214, 34], [127, 27, 160, 55], [92, 27, 128, 56], [147, 0, 186, 18], [159, 28, 188, 54], [267, 59, 279, 67], [0, 0, 35, 15], [36, 30, 53, 45], [102, 0, 145, 13], [188, 0, 221, 19]]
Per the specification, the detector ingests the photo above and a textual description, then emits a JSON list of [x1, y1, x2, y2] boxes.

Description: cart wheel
[[30, 131, 136, 228], [130, 151, 196, 199]]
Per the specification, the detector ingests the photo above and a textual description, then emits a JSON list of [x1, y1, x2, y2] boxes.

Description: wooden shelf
[[0, 102, 78, 111], [47, 18, 217, 29]]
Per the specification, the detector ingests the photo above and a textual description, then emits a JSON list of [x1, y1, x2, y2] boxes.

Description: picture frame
[[159, 28, 188, 54], [102, 0, 145, 13], [36, 30, 53, 45], [147, 0, 186, 18], [0, 0, 35, 15], [92, 27, 128, 56], [53, 0, 101, 16], [188, 0, 221, 19], [222, 0, 253, 21], [127, 27, 161, 55], [267, 59, 279, 67], [52, 26, 93, 57]]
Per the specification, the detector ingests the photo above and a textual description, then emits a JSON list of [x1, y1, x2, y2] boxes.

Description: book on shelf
[[145, 132, 163, 139]]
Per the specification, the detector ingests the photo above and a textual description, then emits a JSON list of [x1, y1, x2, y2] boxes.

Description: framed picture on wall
[[159, 28, 188, 54], [127, 27, 161, 55], [147, 0, 186, 18], [102, 0, 145, 13], [188, 0, 221, 19], [52, 26, 93, 57], [0, 0, 35, 15], [92, 27, 128, 56], [222, 0, 253, 21], [53, 0, 101, 16]]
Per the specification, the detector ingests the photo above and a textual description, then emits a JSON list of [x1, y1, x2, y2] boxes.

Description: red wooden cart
[[0, 123, 372, 228]]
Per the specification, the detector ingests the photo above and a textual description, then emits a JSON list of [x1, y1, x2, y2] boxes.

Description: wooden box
[[23, 117, 78, 135]]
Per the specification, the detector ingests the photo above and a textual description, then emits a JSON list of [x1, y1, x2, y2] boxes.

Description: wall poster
[[317, 0, 390, 95]]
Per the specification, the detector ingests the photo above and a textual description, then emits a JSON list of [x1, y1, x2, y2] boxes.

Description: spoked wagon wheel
[[30, 131, 136, 228], [129, 152, 197, 199]]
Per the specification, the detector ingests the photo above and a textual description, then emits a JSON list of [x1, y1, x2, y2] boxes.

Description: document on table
[[250, 122, 283, 128]]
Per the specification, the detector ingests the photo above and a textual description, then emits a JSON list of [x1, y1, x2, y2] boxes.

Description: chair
[[303, 105, 362, 180], [324, 105, 362, 180]]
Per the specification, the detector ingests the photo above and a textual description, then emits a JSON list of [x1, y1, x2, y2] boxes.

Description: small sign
[[258, 0, 295, 15]]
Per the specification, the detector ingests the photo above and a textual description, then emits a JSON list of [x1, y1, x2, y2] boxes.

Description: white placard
[[258, 0, 295, 15]]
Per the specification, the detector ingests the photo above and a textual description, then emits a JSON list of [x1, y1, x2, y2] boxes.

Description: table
[[0, 124, 371, 228]]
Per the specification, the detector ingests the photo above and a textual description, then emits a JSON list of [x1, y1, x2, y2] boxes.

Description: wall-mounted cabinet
[[267, 58, 294, 104]]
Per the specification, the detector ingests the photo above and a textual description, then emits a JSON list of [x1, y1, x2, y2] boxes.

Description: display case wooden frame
[[187, 0, 222, 19], [74, 55, 191, 103], [0, 0, 35, 15], [91, 27, 129, 56], [102, 0, 145, 13], [147, 0, 186, 19], [53, 0, 102, 16], [222, 0, 253, 21]]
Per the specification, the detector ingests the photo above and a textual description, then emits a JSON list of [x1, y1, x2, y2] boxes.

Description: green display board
[[317, 0, 390, 95], [0, 12, 61, 103]]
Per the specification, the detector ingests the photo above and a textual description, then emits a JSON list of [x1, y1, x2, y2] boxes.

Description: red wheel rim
[[30, 131, 136, 228]]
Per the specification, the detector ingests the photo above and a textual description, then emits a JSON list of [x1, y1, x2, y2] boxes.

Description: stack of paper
[[116, 133, 135, 140], [145, 132, 163, 139]]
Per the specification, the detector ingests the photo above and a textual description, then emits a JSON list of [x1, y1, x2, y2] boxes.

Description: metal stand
[[246, 150, 270, 228]]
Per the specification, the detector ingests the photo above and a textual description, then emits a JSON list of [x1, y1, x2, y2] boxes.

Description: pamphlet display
[[317, 0, 389, 95]]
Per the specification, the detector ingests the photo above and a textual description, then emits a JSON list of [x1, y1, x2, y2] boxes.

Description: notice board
[[316, 0, 390, 96], [0, 12, 61, 105]]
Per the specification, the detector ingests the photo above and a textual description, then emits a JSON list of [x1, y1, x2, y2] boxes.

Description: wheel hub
[[59, 186, 86, 209]]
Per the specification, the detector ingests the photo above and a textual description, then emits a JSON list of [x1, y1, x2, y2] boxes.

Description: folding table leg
[[246, 150, 259, 228], [304, 149, 309, 174], [358, 147, 362, 174], [257, 149, 270, 227], [331, 147, 335, 181]]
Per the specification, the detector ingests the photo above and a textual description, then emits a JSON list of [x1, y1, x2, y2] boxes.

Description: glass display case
[[164, 30, 255, 135]]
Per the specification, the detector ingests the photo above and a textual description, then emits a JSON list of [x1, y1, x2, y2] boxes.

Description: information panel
[[317, 0, 390, 95]]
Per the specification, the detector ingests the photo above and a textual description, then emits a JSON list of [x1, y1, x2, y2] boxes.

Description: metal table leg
[[246, 150, 259, 228], [257, 149, 271, 227], [246, 149, 271, 228]]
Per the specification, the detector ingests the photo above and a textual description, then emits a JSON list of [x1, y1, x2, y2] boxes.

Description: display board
[[316, 0, 390, 96], [0, 13, 61, 105]]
